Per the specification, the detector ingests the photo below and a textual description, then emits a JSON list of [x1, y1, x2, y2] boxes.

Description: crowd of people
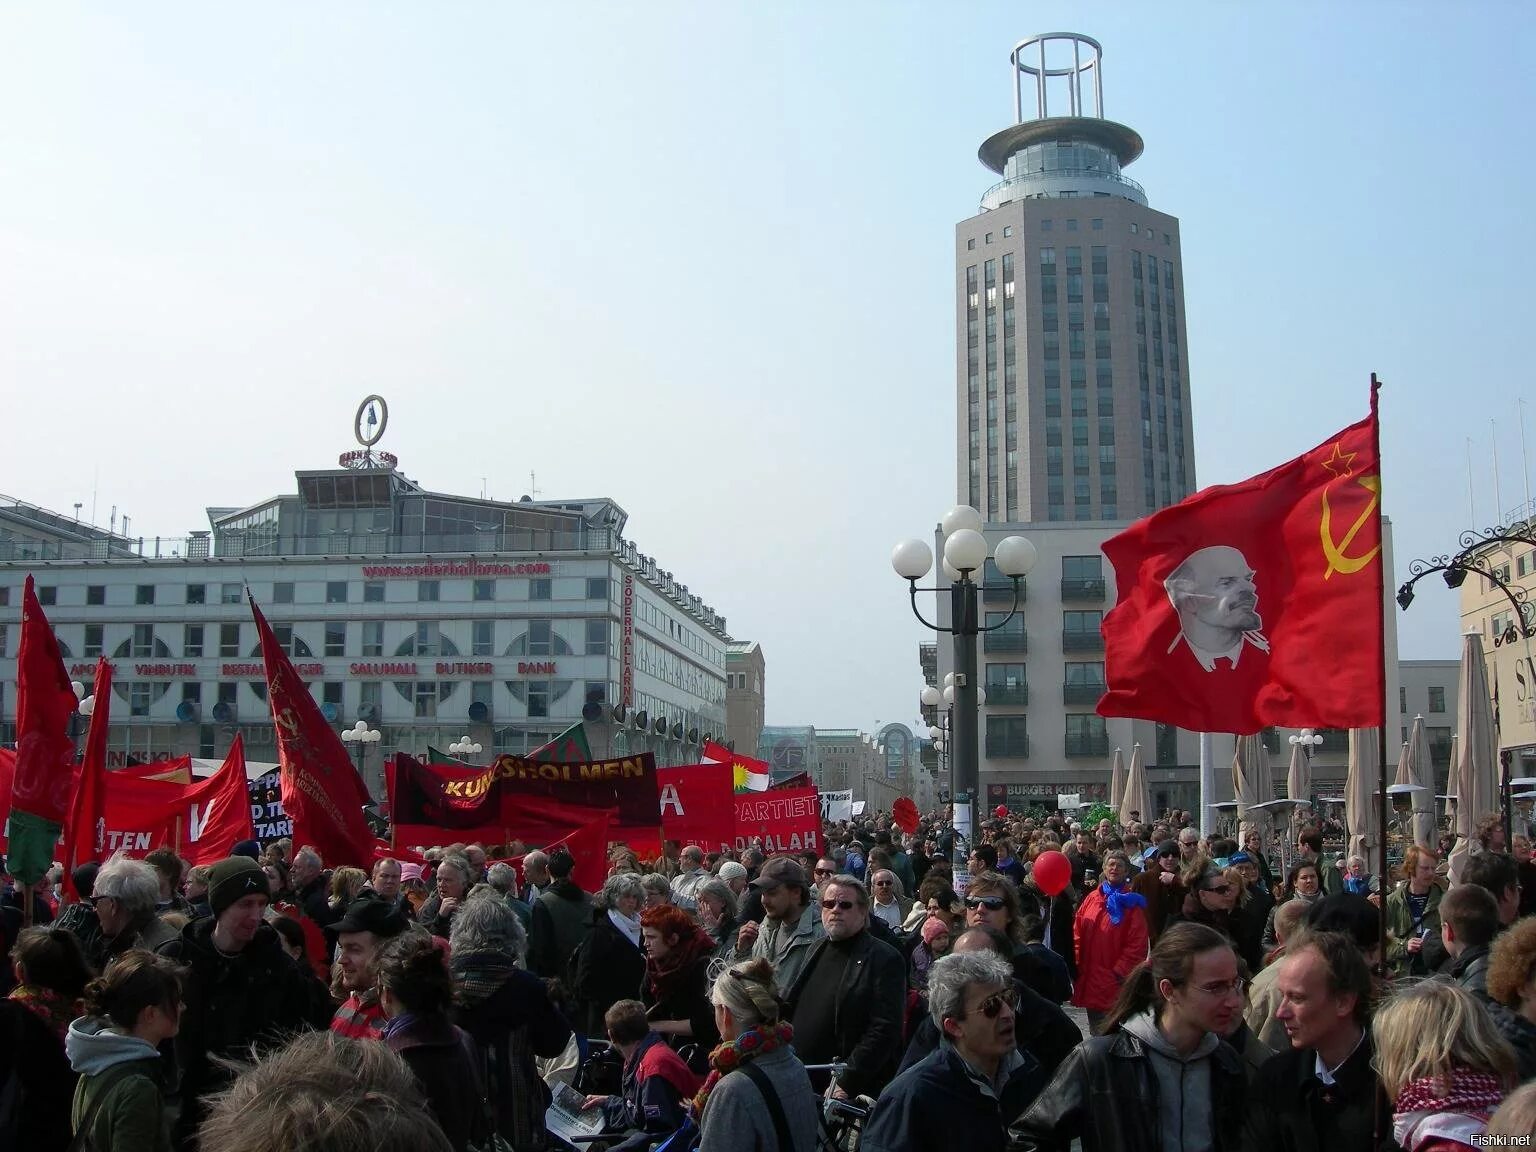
[[3, 807, 1536, 1150]]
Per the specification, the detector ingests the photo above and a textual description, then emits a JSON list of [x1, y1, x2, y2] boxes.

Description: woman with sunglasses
[[1071, 851, 1149, 1034], [965, 873, 1073, 1004], [1168, 862, 1238, 944], [1010, 922, 1248, 1152]]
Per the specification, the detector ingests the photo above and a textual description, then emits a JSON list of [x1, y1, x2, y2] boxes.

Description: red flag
[[544, 811, 611, 892], [98, 737, 256, 864], [7, 576, 79, 883], [657, 762, 737, 849], [1099, 387, 1385, 735], [63, 657, 113, 898], [250, 595, 375, 867]]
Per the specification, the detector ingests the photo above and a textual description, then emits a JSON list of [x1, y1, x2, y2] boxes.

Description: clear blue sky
[[2, 3, 1530, 731]]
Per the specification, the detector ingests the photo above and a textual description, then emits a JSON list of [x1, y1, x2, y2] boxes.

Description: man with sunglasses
[[785, 874, 906, 1102], [863, 951, 1043, 1152]]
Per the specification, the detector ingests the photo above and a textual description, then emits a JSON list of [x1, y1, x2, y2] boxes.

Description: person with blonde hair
[[1372, 979, 1517, 1151], [695, 957, 819, 1152], [1486, 1081, 1536, 1141]]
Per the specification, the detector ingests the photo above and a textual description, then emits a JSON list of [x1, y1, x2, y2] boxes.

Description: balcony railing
[[1063, 682, 1106, 706], [983, 579, 1027, 604], [985, 735, 1030, 759], [1317, 729, 1350, 753], [1062, 630, 1104, 653], [1059, 577, 1107, 601], [984, 631, 1028, 654], [985, 684, 1029, 706], [1065, 734, 1111, 757]]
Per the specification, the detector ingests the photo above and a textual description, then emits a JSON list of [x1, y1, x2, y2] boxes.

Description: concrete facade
[[1460, 529, 1536, 776], [724, 640, 765, 757]]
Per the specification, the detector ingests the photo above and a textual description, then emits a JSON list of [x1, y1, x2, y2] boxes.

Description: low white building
[[0, 441, 732, 796]]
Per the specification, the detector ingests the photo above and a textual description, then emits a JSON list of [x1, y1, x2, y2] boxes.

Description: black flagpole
[[1372, 373, 1390, 975]]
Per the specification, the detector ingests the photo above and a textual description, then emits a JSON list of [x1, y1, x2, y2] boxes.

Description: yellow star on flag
[[1320, 443, 1356, 481]]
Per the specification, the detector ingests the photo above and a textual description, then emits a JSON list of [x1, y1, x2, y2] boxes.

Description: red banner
[[658, 762, 737, 849], [732, 786, 821, 854], [389, 751, 659, 847]]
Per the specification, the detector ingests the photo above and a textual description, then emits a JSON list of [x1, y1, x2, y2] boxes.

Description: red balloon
[[1031, 849, 1071, 897], [993, 804, 1009, 820]]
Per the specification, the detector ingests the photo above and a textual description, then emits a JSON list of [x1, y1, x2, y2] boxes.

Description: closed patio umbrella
[[1346, 728, 1381, 865], [1403, 714, 1437, 849], [1450, 630, 1499, 884], [1232, 735, 1268, 841], [1118, 743, 1149, 829], [1109, 747, 1126, 820]]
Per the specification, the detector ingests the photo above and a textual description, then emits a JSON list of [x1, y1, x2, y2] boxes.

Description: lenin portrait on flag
[[1164, 545, 1271, 672]]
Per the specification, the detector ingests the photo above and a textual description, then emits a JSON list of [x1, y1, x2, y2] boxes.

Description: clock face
[[354, 394, 389, 447]]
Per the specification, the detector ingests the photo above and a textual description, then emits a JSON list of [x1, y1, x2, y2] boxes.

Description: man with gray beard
[[784, 874, 906, 1101]]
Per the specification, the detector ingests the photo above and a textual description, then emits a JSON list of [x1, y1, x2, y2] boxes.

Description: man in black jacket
[[157, 855, 334, 1150], [1244, 930, 1391, 1152], [786, 873, 906, 1101], [899, 926, 1080, 1084], [1441, 882, 1499, 1001], [528, 851, 593, 980], [864, 951, 1042, 1152]]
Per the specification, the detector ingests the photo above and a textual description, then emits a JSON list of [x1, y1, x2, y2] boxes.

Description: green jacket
[[1383, 881, 1444, 977], [71, 1057, 170, 1152]]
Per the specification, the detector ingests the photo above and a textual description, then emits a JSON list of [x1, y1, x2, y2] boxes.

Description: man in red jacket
[[1071, 850, 1149, 1032]]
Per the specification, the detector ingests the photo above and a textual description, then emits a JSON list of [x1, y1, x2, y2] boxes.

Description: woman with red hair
[[639, 905, 719, 1067]]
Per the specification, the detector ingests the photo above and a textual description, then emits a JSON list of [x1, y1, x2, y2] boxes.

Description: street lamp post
[[341, 721, 381, 779], [449, 736, 483, 764], [894, 506, 1036, 886]]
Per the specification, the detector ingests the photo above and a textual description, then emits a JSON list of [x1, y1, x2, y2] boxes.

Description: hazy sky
[[3, 3, 1532, 733]]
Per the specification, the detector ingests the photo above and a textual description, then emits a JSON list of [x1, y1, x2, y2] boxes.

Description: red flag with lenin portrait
[[1098, 384, 1386, 736], [252, 594, 375, 867]]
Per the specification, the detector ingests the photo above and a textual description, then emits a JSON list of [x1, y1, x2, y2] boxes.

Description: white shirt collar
[[1313, 1028, 1366, 1085]]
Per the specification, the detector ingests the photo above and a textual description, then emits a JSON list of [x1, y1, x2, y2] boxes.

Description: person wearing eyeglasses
[[1130, 840, 1186, 942], [862, 951, 1043, 1152], [1071, 850, 1150, 1034], [1009, 922, 1249, 1152], [1169, 861, 1238, 946], [868, 871, 909, 932], [783, 874, 906, 1102]]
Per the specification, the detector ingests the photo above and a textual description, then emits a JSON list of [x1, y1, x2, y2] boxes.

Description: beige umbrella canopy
[[1109, 747, 1126, 818], [1450, 630, 1500, 884], [1286, 739, 1311, 809], [1232, 735, 1272, 840], [1402, 714, 1437, 849], [1345, 728, 1381, 864], [1118, 743, 1149, 828]]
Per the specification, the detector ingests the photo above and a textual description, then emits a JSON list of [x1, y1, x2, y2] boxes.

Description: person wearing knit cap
[[156, 856, 334, 1147], [911, 914, 954, 990]]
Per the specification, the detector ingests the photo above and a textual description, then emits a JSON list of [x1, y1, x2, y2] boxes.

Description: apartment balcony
[[1063, 681, 1106, 706], [1059, 577, 1107, 602], [985, 684, 1029, 706], [1061, 629, 1104, 653], [983, 579, 1027, 605], [984, 631, 1028, 654], [1065, 734, 1111, 757], [985, 735, 1030, 759]]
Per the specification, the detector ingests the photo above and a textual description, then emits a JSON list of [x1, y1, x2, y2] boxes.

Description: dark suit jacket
[[1243, 1033, 1398, 1152], [785, 929, 907, 1099]]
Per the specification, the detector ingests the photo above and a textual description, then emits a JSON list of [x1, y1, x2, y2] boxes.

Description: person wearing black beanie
[[157, 855, 333, 1147]]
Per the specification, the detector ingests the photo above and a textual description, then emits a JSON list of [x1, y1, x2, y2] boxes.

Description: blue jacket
[[864, 1042, 1042, 1152]]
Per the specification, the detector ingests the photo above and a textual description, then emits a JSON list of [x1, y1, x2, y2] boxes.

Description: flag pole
[[1371, 373, 1390, 974]]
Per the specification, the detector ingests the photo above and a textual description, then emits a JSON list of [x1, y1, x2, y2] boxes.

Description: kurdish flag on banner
[[704, 739, 771, 792], [6, 576, 79, 884]]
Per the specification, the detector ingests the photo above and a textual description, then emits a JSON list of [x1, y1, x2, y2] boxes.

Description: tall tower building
[[956, 34, 1195, 524]]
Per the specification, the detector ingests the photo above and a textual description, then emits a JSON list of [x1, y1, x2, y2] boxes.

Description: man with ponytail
[[1009, 922, 1248, 1152]]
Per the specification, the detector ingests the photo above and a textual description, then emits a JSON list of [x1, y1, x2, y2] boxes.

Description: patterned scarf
[[451, 949, 521, 1009], [1099, 882, 1147, 926], [1394, 1070, 1505, 1118], [7, 985, 79, 1040], [646, 927, 717, 1005], [690, 1021, 794, 1122]]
